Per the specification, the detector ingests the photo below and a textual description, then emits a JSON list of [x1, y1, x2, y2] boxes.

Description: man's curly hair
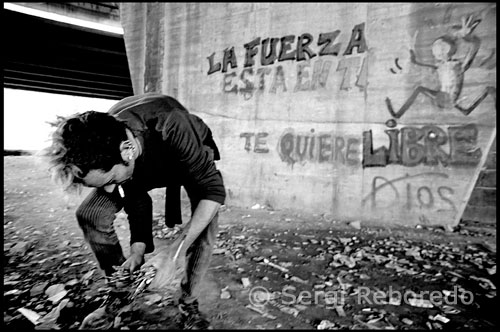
[[42, 111, 128, 192]]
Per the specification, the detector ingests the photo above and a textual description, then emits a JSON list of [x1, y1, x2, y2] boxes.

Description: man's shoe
[[178, 299, 211, 330]]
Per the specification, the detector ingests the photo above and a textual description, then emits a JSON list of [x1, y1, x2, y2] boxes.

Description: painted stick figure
[[385, 15, 496, 118]]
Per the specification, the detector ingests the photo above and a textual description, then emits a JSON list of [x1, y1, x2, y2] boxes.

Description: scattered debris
[[143, 293, 163, 305], [37, 299, 70, 329], [9, 241, 33, 255], [220, 287, 231, 299], [317, 320, 338, 330], [241, 277, 251, 288], [30, 282, 49, 297], [17, 307, 41, 325], [334, 305, 346, 317], [45, 284, 65, 298], [262, 258, 289, 273], [289, 276, 308, 284], [401, 318, 413, 325], [348, 221, 361, 230], [430, 314, 450, 324], [407, 298, 434, 308], [47, 290, 68, 304], [245, 304, 277, 320]]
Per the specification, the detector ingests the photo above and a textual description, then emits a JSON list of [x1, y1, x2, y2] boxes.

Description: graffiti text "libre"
[[363, 124, 482, 168]]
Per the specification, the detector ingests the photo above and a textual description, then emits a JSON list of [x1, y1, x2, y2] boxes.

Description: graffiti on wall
[[239, 129, 361, 166], [277, 129, 361, 166], [385, 14, 496, 119], [239, 123, 482, 168], [207, 24, 369, 99], [362, 123, 482, 167], [224, 5, 494, 221], [361, 172, 457, 213]]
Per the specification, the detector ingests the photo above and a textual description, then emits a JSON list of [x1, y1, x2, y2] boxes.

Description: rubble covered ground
[[3, 156, 497, 330]]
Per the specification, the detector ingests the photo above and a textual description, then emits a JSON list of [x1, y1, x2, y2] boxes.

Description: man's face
[[80, 162, 134, 189]]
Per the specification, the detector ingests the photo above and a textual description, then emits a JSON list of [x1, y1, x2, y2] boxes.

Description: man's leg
[[76, 188, 125, 276], [180, 213, 219, 302], [178, 191, 219, 329]]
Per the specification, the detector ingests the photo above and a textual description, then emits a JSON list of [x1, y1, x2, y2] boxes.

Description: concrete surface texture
[[118, 3, 497, 227]]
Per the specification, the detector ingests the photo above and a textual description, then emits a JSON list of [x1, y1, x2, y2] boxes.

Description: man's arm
[[120, 185, 155, 272], [175, 199, 220, 259]]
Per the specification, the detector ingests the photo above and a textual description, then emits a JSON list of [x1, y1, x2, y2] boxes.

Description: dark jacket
[[108, 93, 225, 253]]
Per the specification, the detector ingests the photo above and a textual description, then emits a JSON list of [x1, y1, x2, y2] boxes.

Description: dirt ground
[[3, 156, 497, 330]]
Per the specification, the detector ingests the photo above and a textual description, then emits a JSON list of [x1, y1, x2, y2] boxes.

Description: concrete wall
[[119, 3, 496, 227], [463, 137, 496, 223]]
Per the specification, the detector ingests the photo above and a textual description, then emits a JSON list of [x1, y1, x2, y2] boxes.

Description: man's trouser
[[75, 187, 218, 303]]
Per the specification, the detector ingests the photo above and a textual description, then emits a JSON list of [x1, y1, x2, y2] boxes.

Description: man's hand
[[142, 244, 185, 289], [121, 242, 146, 273]]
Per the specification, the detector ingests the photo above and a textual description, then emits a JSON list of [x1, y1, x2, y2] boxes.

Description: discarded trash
[[45, 284, 65, 298], [407, 298, 434, 308], [37, 299, 70, 329], [245, 304, 277, 320], [143, 293, 163, 305], [332, 253, 356, 268], [10, 241, 32, 255], [220, 287, 231, 299], [241, 278, 251, 288], [334, 305, 346, 317], [263, 258, 289, 273], [212, 248, 228, 255], [65, 279, 79, 287], [470, 276, 496, 290], [349, 221, 361, 230], [441, 305, 460, 315], [290, 276, 308, 284], [30, 282, 49, 297], [47, 290, 67, 304], [279, 306, 299, 317], [431, 314, 450, 324], [17, 307, 41, 325], [388, 295, 402, 306], [317, 320, 337, 330], [401, 318, 413, 325]]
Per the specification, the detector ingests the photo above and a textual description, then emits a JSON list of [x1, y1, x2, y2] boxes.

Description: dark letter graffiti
[[240, 132, 254, 151], [222, 47, 238, 73], [207, 52, 221, 75], [448, 124, 482, 166], [317, 30, 342, 56], [255, 132, 270, 153], [362, 124, 481, 168], [401, 127, 426, 166], [362, 130, 388, 167], [261, 38, 280, 66], [278, 35, 297, 62], [277, 129, 361, 166], [244, 37, 261, 68], [297, 33, 317, 61], [343, 23, 367, 55]]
